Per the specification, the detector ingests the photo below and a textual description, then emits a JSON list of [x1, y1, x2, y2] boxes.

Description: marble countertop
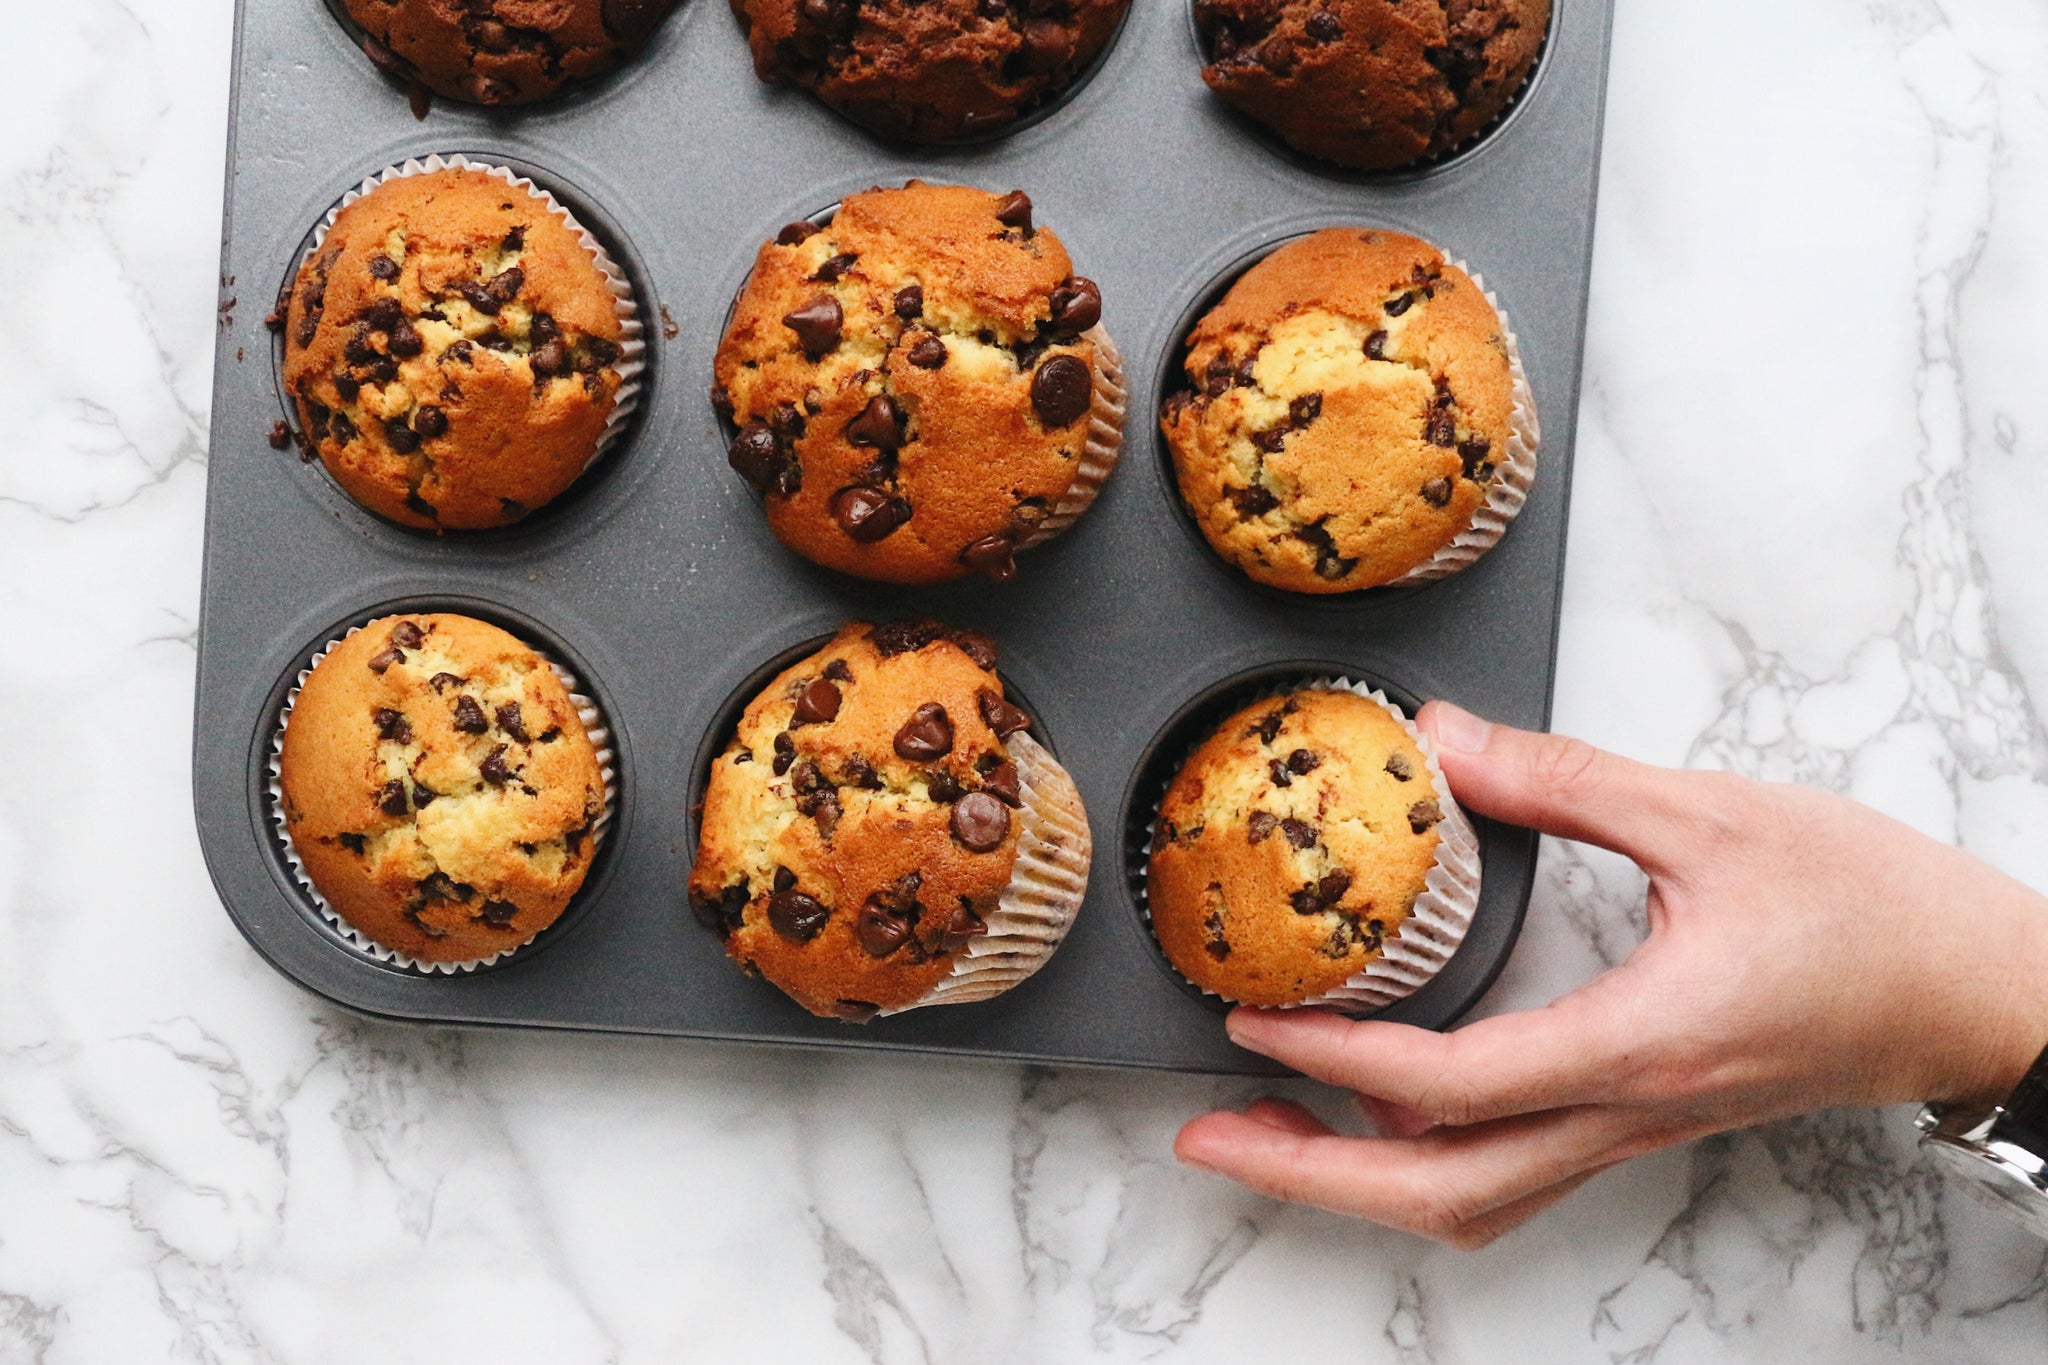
[[6, 1, 2048, 1359]]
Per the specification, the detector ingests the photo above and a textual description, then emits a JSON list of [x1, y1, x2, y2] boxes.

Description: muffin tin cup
[[1138, 677, 1480, 1015], [268, 620, 619, 974], [889, 731, 1094, 1014], [1382, 260, 1542, 588], [1021, 324, 1128, 549], [290, 152, 648, 511]]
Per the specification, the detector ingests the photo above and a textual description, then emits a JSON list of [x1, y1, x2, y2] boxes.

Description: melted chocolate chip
[[691, 882, 749, 936], [1385, 752, 1415, 781], [768, 889, 831, 942], [977, 687, 1030, 738], [824, 659, 853, 682], [480, 746, 513, 785], [959, 534, 1017, 582], [1364, 329, 1390, 361], [894, 284, 923, 319], [390, 621, 425, 649], [728, 422, 784, 493], [843, 394, 904, 450], [830, 486, 911, 542], [1420, 477, 1453, 507], [1049, 276, 1101, 335], [419, 870, 471, 903], [367, 648, 404, 673], [369, 254, 399, 281], [1247, 810, 1278, 843], [1385, 293, 1416, 317], [980, 760, 1022, 807], [1286, 749, 1320, 775], [429, 672, 464, 693], [782, 295, 843, 358], [1228, 485, 1279, 518], [495, 702, 528, 743], [411, 405, 447, 439], [1031, 354, 1091, 427], [1289, 393, 1322, 427], [906, 334, 947, 369], [809, 252, 858, 283], [452, 695, 488, 733], [373, 707, 413, 743], [1408, 799, 1443, 834], [893, 703, 954, 761], [950, 791, 1011, 851], [480, 899, 519, 928], [792, 677, 842, 725], [1280, 817, 1317, 850], [994, 190, 1033, 233], [1268, 759, 1293, 788], [378, 780, 409, 816], [776, 221, 820, 246]]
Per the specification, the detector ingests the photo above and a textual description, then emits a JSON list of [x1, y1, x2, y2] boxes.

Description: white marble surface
[[5, 1, 2048, 1359]]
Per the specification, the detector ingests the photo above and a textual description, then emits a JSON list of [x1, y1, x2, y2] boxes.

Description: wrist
[[1927, 884, 2048, 1110]]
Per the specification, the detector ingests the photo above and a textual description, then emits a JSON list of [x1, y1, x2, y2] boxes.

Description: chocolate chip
[[906, 334, 947, 369], [776, 221, 820, 246], [267, 420, 290, 450], [1364, 329, 1389, 360], [772, 867, 797, 892], [368, 254, 399, 281], [954, 632, 999, 671], [374, 708, 414, 743], [793, 677, 842, 725], [810, 253, 858, 284], [410, 784, 437, 807], [444, 339, 475, 366], [361, 298, 402, 332], [495, 702, 528, 743], [1203, 910, 1231, 961], [1247, 709, 1284, 743], [411, 405, 447, 439], [994, 190, 1033, 233], [951, 791, 1010, 851], [388, 320, 422, 358], [1228, 485, 1279, 518], [1031, 354, 1091, 428], [480, 899, 519, 927], [456, 280, 502, 316], [338, 833, 367, 854], [383, 416, 420, 454], [531, 338, 569, 379], [1385, 752, 1415, 781], [832, 999, 880, 1023], [980, 760, 1021, 807], [378, 780, 409, 816], [1459, 436, 1493, 479], [938, 902, 988, 953], [1161, 391, 1193, 426], [429, 671, 464, 693], [783, 295, 843, 358], [488, 267, 524, 304], [855, 899, 912, 957], [1287, 749, 1319, 775], [1318, 869, 1353, 904], [1251, 428, 1287, 454], [976, 688, 1030, 738], [452, 695, 488, 733], [1408, 800, 1443, 834], [842, 755, 882, 789], [925, 768, 965, 803], [330, 412, 361, 446], [1049, 276, 1101, 335], [830, 486, 910, 542], [894, 703, 954, 761], [772, 732, 796, 776], [368, 648, 404, 673], [1305, 9, 1342, 40], [332, 376, 361, 402], [1247, 810, 1278, 843], [1426, 409, 1457, 447], [824, 659, 853, 682], [1386, 292, 1417, 318], [894, 284, 923, 319], [1268, 759, 1293, 788], [844, 394, 903, 450], [1289, 393, 1322, 427], [690, 882, 749, 936], [1260, 37, 1298, 74], [1421, 477, 1453, 507], [480, 746, 513, 785], [959, 534, 1017, 583], [419, 870, 471, 903], [1280, 818, 1317, 850], [728, 422, 783, 493], [768, 889, 831, 942]]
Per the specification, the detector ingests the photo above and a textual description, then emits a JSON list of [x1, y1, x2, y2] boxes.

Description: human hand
[[1174, 702, 2048, 1247]]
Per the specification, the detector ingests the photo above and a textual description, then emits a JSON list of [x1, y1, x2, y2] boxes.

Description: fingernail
[[1224, 1008, 1275, 1052], [1427, 702, 1492, 754]]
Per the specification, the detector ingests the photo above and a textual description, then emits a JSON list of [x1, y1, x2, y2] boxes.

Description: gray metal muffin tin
[[196, 0, 1612, 1074]]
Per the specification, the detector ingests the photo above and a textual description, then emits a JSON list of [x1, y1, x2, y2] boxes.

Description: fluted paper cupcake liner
[[268, 620, 616, 974], [1021, 325, 1127, 548], [294, 152, 645, 484], [1141, 678, 1479, 1015], [888, 731, 1092, 1014], [1383, 262, 1540, 587]]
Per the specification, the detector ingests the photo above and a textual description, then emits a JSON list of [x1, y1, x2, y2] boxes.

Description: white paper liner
[[1022, 325, 1127, 548], [1140, 678, 1479, 1016], [267, 618, 617, 975], [884, 731, 1092, 1014], [1383, 261, 1540, 587], [293, 152, 646, 500]]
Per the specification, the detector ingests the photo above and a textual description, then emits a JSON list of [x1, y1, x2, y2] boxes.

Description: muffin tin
[[196, 0, 1613, 1075]]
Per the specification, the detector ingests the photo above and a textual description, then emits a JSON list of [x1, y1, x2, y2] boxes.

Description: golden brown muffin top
[[1195, 0, 1550, 170], [279, 613, 607, 964], [713, 181, 1107, 585], [1161, 228, 1514, 593], [341, 0, 678, 106], [1148, 688, 1444, 1006], [282, 168, 625, 530], [688, 619, 1039, 1019], [731, 0, 1127, 142]]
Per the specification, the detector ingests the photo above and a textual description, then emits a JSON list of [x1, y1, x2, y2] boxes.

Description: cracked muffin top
[[282, 168, 626, 531], [732, 0, 1127, 142], [1161, 228, 1514, 593], [1195, 0, 1549, 170], [339, 0, 679, 106], [714, 181, 1112, 585], [689, 619, 1039, 1019], [279, 613, 607, 964], [1148, 689, 1444, 1006]]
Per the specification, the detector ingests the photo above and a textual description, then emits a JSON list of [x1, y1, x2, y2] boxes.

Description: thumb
[[1416, 701, 1707, 871]]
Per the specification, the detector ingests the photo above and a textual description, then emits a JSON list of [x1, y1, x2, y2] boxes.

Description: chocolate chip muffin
[[714, 182, 1125, 585], [1161, 229, 1532, 593], [1195, 0, 1549, 170], [732, 0, 1127, 142], [339, 0, 679, 106], [1147, 687, 1474, 1009], [277, 613, 609, 966], [282, 165, 631, 531], [689, 619, 1091, 1021]]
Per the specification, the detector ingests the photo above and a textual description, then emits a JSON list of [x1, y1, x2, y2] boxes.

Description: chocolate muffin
[[732, 0, 1128, 142], [1195, 0, 1550, 171], [714, 181, 1125, 585], [277, 613, 609, 965], [689, 619, 1091, 1020], [340, 0, 680, 106], [1161, 228, 1532, 594], [1147, 687, 1475, 1009], [281, 166, 631, 531]]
